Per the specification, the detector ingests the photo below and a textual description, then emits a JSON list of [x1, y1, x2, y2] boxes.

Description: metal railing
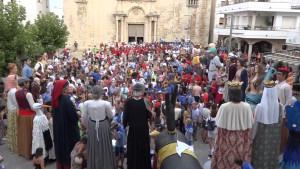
[[217, 0, 291, 7], [214, 25, 298, 31]]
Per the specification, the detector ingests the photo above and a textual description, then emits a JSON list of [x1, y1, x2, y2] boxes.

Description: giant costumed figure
[[280, 101, 300, 169], [154, 85, 202, 169]]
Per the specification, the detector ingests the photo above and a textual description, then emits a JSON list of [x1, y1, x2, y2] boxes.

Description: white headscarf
[[255, 87, 279, 124]]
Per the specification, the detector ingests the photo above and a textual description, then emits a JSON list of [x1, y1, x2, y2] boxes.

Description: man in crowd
[[276, 67, 293, 154], [208, 47, 223, 82]]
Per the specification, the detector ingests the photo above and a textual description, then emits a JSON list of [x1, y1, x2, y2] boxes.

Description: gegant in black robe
[[52, 95, 80, 167], [123, 98, 152, 169]]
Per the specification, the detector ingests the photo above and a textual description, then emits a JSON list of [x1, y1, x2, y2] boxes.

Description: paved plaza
[[0, 130, 209, 169]]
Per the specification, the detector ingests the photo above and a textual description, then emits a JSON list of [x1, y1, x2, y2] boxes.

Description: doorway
[[128, 24, 144, 43]]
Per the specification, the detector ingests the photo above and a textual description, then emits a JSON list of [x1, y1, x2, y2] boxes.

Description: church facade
[[64, 0, 215, 49]]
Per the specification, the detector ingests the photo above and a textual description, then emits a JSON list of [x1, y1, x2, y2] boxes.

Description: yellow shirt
[[192, 56, 200, 65]]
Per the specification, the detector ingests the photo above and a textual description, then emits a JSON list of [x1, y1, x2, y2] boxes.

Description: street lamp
[[184, 14, 192, 41], [228, 14, 234, 52]]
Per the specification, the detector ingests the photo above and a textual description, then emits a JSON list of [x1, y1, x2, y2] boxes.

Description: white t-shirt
[[34, 61, 44, 75]]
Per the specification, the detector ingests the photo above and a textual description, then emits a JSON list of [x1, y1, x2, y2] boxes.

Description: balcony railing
[[215, 25, 298, 30], [217, 0, 291, 7]]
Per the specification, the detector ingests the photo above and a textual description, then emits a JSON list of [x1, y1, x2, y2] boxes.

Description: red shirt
[[142, 63, 146, 70], [195, 75, 202, 83], [211, 82, 217, 94], [183, 74, 192, 84], [203, 93, 208, 104]]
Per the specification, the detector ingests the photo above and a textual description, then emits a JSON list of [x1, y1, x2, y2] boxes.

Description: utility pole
[[228, 14, 234, 52]]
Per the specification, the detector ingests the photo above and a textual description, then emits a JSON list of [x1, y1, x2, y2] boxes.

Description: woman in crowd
[[82, 85, 115, 169], [234, 58, 248, 101], [6, 67, 19, 153], [245, 64, 265, 115]]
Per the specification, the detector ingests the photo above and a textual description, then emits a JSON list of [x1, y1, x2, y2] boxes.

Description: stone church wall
[[64, 0, 214, 50]]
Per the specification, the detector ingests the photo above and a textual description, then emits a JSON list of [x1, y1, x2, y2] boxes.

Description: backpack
[[206, 117, 216, 131]]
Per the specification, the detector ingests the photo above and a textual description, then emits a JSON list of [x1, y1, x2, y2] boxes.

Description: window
[[188, 0, 198, 6], [219, 18, 225, 25], [38, 0, 41, 3], [281, 16, 297, 29]]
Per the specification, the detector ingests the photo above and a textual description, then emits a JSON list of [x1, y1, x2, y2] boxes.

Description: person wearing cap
[[51, 80, 80, 169], [207, 47, 223, 82], [276, 67, 293, 155], [81, 85, 115, 169], [21, 56, 33, 81], [123, 83, 152, 169], [15, 77, 36, 160]]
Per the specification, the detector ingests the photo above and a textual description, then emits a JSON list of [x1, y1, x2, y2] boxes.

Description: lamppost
[[184, 14, 192, 42], [228, 14, 234, 52]]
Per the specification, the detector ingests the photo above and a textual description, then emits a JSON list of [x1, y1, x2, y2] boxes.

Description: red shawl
[[51, 80, 68, 108]]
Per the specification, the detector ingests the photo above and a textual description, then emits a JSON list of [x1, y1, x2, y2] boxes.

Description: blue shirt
[[185, 125, 193, 142], [42, 92, 51, 102], [242, 162, 254, 169], [172, 61, 179, 67], [177, 66, 183, 74], [22, 65, 32, 78], [92, 73, 101, 85], [178, 96, 187, 105], [129, 62, 136, 69], [115, 131, 124, 147]]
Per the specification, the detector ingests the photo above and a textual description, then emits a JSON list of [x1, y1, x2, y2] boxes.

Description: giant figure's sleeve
[[66, 99, 79, 125], [26, 93, 35, 110], [105, 101, 114, 119], [81, 101, 88, 126]]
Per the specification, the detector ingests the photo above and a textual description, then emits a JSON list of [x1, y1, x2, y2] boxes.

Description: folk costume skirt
[[7, 109, 18, 153]]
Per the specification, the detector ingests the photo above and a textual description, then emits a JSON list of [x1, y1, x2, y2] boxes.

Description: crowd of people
[[0, 41, 299, 169]]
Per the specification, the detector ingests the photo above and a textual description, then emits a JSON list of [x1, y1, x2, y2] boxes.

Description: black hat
[[133, 83, 144, 91], [21, 56, 29, 62]]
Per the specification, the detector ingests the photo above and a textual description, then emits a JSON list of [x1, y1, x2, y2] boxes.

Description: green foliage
[[34, 13, 69, 52], [274, 61, 284, 71], [0, 1, 69, 76]]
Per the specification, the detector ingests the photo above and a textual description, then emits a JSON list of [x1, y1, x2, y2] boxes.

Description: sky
[[49, 0, 63, 11]]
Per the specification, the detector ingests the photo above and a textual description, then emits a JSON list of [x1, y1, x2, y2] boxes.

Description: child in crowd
[[185, 118, 193, 146], [207, 104, 217, 153], [202, 88, 208, 107], [201, 102, 211, 144], [111, 121, 125, 169], [70, 136, 88, 169], [234, 158, 253, 169], [32, 147, 47, 169], [211, 78, 217, 102]]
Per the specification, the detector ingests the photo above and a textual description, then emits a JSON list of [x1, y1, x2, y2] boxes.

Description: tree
[[0, 1, 43, 76], [34, 13, 69, 52]]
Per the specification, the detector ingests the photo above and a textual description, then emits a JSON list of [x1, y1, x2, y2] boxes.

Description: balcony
[[214, 25, 289, 39], [217, 1, 295, 14], [286, 31, 300, 45]]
